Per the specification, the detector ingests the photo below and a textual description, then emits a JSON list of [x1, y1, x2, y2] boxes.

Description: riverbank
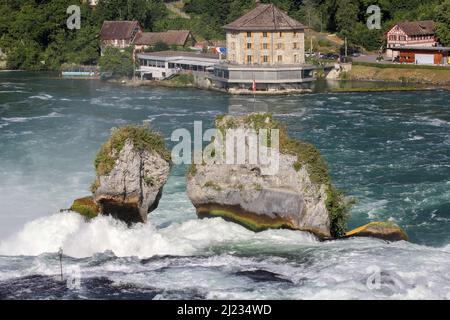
[[345, 63, 450, 85], [329, 85, 450, 93], [114, 74, 448, 95]]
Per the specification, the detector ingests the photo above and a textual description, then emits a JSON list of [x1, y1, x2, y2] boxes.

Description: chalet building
[[134, 30, 196, 51], [99, 21, 143, 53], [212, 1, 314, 93], [386, 20, 438, 58]]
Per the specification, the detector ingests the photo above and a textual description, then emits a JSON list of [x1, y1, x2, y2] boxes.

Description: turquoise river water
[[0, 72, 449, 299]]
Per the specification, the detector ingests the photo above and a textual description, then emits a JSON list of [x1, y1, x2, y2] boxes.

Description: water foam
[[0, 213, 317, 259], [1, 112, 62, 123]]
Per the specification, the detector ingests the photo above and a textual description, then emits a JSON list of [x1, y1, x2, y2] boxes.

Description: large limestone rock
[[91, 125, 171, 224], [186, 113, 351, 239]]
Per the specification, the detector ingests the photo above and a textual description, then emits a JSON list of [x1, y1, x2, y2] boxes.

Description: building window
[[277, 43, 283, 49], [263, 43, 268, 49], [247, 55, 252, 63], [247, 42, 252, 49], [263, 55, 268, 63], [231, 54, 235, 62], [293, 42, 298, 49], [231, 42, 235, 50], [294, 54, 298, 63], [277, 55, 282, 62], [279, 32, 283, 37], [263, 32, 268, 38], [247, 32, 252, 37], [293, 31, 297, 37]]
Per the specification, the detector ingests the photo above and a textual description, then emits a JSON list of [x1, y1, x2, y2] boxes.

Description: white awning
[[170, 59, 215, 67]]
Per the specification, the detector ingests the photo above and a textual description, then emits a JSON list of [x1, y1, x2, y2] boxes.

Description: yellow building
[[213, 2, 314, 93], [224, 2, 305, 65]]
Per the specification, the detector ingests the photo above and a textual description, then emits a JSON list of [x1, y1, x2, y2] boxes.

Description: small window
[[277, 55, 282, 62], [247, 32, 252, 37], [263, 32, 268, 38], [231, 42, 235, 50], [293, 42, 298, 49], [263, 43, 268, 49], [279, 32, 283, 37], [293, 31, 297, 37], [277, 43, 283, 49], [263, 55, 268, 63], [247, 55, 252, 63], [247, 42, 252, 49]]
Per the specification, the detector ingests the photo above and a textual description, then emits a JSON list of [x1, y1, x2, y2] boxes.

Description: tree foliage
[[434, 0, 450, 46], [98, 46, 134, 77], [0, 0, 446, 70]]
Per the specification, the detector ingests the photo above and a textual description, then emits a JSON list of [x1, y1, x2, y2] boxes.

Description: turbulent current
[[0, 72, 449, 299]]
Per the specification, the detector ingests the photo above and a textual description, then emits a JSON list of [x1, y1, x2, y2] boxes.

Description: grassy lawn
[[347, 64, 450, 85]]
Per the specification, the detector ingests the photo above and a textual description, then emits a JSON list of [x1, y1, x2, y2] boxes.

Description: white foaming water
[[28, 93, 53, 100], [0, 213, 317, 258], [1, 112, 62, 123]]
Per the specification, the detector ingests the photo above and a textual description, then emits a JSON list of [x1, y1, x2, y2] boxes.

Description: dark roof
[[390, 46, 450, 52], [223, 3, 305, 31], [396, 20, 436, 36], [134, 30, 191, 46], [100, 21, 141, 40], [138, 50, 219, 60]]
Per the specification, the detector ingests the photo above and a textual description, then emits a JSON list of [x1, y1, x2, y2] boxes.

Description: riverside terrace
[[136, 51, 220, 80]]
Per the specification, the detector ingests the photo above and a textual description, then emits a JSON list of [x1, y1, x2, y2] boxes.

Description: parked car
[[321, 53, 339, 60]]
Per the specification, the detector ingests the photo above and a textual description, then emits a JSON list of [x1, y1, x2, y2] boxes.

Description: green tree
[[99, 46, 134, 77], [153, 41, 170, 52], [335, 0, 359, 33], [435, 0, 450, 46]]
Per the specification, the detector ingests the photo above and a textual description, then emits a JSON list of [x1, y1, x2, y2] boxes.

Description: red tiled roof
[[396, 20, 436, 36], [100, 21, 141, 40], [134, 30, 191, 46], [223, 3, 305, 31]]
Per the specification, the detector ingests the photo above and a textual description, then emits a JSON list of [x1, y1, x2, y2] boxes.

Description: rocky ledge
[[345, 221, 408, 242], [187, 113, 353, 239], [71, 124, 171, 224]]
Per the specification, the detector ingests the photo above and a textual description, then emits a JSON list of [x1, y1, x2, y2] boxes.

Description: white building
[[136, 51, 219, 80]]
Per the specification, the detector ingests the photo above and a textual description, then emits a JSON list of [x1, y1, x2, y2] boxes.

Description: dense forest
[[0, 0, 449, 70]]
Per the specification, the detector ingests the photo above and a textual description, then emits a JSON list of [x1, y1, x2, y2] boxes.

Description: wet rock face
[[345, 222, 408, 242], [187, 157, 331, 238], [94, 140, 170, 224], [186, 113, 334, 238]]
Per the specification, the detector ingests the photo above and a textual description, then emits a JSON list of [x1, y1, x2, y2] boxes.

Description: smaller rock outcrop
[[70, 196, 99, 219], [345, 221, 408, 242], [71, 124, 171, 224]]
